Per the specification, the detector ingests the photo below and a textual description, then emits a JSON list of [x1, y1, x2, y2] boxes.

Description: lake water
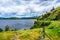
[[0, 19, 35, 30]]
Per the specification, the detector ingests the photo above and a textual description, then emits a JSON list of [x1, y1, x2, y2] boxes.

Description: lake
[[0, 19, 35, 30]]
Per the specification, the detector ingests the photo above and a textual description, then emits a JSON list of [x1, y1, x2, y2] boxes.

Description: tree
[[51, 7, 55, 11], [11, 28, 17, 31], [0, 28, 3, 32], [5, 25, 10, 31]]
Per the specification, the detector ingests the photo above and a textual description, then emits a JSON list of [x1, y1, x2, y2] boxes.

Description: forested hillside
[[30, 7, 60, 40], [31, 7, 60, 40], [31, 7, 60, 29], [37, 7, 60, 21]]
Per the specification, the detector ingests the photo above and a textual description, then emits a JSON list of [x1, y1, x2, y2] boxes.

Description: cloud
[[0, 0, 60, 18]]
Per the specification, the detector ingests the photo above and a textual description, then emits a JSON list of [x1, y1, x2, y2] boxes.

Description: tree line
[[0, 25, 17, 32]]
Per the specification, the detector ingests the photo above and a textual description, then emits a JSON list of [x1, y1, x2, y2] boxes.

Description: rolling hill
[[37, 7, 60, 21], [30, 7, 60, 29], [30, 7, 60, 40]]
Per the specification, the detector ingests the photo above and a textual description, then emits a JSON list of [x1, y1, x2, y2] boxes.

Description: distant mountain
[[0, 16, 38, 19]]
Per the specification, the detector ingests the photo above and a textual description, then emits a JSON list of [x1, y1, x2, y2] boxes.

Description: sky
[[0, 0, 60, 18]]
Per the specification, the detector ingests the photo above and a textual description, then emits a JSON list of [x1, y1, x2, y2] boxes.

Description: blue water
[[0, 19, 34, 30]]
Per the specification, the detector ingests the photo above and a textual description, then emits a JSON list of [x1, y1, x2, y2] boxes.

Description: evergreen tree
[[51, 7, 55, 11], [0, 28, 3, 32], [5, 25, 10, 31]]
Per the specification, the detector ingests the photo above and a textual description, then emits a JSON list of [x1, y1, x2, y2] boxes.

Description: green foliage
[[0, 28, 3, 32], [39, 22, 51, 26], [51, 7, 55, 11], [37, 7, 60, 21], [0, 28, 60, 40], [23, 28, 27, 30], [54, 13, 60, 20], [11, 28, 18, 31], [0, 34, 7, 40], [31, 7, 60, 29], [30, 21, 51, 29], [46, 28, 60, 40], [5, 25, 10, 31]]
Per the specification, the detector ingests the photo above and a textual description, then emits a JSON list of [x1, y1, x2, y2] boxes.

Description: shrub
[[5, 25, 10, 31], [11, 28, 18, 31], [30, 21, 51, 29], [0, 28, 3, 32]]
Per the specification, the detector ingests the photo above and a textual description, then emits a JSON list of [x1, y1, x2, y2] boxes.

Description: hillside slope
[[37, 7, 60, 21], [30, 7, 60, 40], [31, 7, 60, 29]]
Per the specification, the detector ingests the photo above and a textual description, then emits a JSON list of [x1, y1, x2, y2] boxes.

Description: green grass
[[0, 27, 60, 40], [0, 29, 41, 40]]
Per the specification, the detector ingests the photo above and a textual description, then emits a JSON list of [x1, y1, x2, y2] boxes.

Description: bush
[[11, 28, 17, 31], [0, 28, 3, 32], [5, 25, 10, 31], [40, 22, 51, 26], [30, 21, 51, 29], [48, 27, 54, 29]]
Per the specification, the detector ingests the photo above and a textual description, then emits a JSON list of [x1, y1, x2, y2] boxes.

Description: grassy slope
[[45, 21, 60, 40], [30, 7, 60, 40], [0, 25, 60, 40], [0, 29, 42, 40], [37, 7, 60, 21]]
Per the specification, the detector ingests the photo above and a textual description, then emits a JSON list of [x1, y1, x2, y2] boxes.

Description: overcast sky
[[0, 0, 60, 18]]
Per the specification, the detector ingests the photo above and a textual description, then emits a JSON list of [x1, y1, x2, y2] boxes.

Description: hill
[[30, 7, 60, 40], [37, 7, 60, 21], [30, 7, 60, 29]]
